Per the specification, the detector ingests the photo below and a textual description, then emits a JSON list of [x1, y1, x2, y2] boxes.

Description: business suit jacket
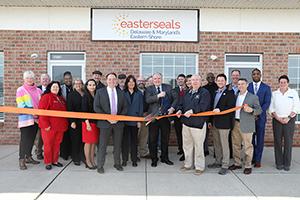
[[145, 84, 177, 116], [238, 92, 262, 133], [94, 87, 127, 129], [212, 88, 236, 129], [247, 82, 271, 121], [61, 84, 73, 100], [124, 90, 144, 126]]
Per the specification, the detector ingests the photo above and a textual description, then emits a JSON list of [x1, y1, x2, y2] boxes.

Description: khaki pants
[[182, 123, 206, 171], [211, 126, 230, 168], [232, 121, 253, 168], [138, 122, 149, 157]]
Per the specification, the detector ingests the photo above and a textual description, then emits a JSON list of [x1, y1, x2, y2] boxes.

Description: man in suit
[[207, 74, 236, 175], [94, 72, 127, 174], [145, 72, 177, 167], [172, 74, 187, 161], [229, 78, 262, 175], [247, 68, 271, 168], [34, 73, 51, 160], [117, 74, 126, 90], [226, 69, 240, 158], [92, 70, 105, 90], [176, 74, 211, 175], [60, 71, 73, 160], [203, 72, 218, 156]]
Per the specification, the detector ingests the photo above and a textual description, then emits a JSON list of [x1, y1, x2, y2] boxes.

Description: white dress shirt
[[41, 85, 47, 92], [269, 88, 300, 117], [235, 91, 248, 119], [253, 81, 261, 95], [106, 87, 118, 113]]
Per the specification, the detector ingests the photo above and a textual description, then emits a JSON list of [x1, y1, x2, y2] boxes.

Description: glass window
[[225, 54, 263, 83], [140, 53, 198, 87], [0, 52, 3, 121], [48, 52, 86, 84], [288, 55, 300, 122]]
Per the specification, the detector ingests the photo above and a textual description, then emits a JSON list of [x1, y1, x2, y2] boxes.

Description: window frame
[[288, 54, 300, 124], [224, 53, 263, 84], [139, 53, 199, 87], [47, 52, 86, 83]]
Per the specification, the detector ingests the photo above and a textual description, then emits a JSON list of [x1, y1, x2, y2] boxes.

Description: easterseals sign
[[91, 9, 199, 42]]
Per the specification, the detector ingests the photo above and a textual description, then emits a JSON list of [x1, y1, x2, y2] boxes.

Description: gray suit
[[232, 91, 262, 168], [239, 92, 262, 133], [94, 87, 127, 168]]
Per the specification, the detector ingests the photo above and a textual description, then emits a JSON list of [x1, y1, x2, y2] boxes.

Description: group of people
[[16, 68, 300, 176]]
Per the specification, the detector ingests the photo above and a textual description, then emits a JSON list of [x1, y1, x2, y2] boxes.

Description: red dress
[[82, 122, 99, 144]]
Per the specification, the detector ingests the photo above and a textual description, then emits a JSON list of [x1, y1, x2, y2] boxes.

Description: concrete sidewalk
[[0, 145, 300, 200]]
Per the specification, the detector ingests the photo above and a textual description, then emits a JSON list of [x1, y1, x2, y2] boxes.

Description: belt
[[235, 119, 240, 122]]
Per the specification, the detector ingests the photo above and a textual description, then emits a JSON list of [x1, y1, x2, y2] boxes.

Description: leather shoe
[[25, 156, 40, 164], [179, 155, 185, 161], [74, 161, 80, 166], [132, 162, 138, 167], [243, 168, 252, 175], [97, 167, 104, 174], [45, 165, 52, 170], [114, 164, 124, 171], [254, 162, 261, 168], [151, 161, 157, 167], [122, 161, 127, 167], [37, 154, 44, 160], [52, 162, 63, 167], [228, 165, 242, 170], [161, 159, 174, 165]]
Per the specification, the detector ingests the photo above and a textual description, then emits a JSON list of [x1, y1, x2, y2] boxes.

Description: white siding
[[1, 7, 300, 32]]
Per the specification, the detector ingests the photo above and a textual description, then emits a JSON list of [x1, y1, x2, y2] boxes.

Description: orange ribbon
[[0, 106, 243, 124]]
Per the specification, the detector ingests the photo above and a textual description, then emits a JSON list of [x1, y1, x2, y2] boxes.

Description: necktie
[[254, 83, 258, 95], [111, 89, 117, 115], [157, 86, 162, 105]]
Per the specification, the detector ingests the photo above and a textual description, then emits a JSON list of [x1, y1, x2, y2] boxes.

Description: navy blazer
[[212, 88, 236, 129], [178, 87, 211, 129], [124, 90, 144, 126], [248, 82, 271, 120]]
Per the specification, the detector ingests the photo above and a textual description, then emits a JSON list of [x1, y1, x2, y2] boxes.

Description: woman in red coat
[[38, 81, 68, 170]]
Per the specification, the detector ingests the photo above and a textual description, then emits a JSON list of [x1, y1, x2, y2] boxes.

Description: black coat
[[212, 88, 236, 129], [81, 93, 97, 124], [178, 87, 211, 129], [67, 90, 83, 125]]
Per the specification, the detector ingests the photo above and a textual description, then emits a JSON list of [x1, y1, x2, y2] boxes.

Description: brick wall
[[0, 30, 299, 145]]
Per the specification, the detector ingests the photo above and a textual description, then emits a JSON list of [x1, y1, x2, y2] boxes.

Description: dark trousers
[[252, 117, 267, 163], [60, 129, 72, 160], [174, 118, 183, 153], [19, 123, 38, 159], [122, 125, 138, 163], [272, 117, 296, 168], [34, 129, 43, 156], [97, 124, 123, 168], [149, 118, 171, 162], [69, 123, 84, 162]]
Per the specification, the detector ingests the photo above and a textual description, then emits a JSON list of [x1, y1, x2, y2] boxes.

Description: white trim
[[140, 53, 198, 86], [47, 52, 86, 83], [224, 53, 263, 83]]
